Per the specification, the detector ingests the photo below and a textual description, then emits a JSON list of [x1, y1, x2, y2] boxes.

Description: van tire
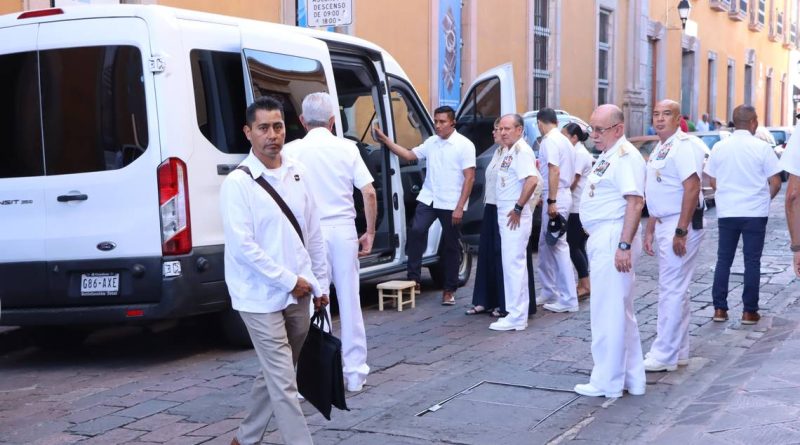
[[219, 308, 253, 348], [428, 239, 473, 288]]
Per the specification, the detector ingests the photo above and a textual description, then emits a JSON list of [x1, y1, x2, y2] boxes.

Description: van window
[[0, 51, 43, 179], [190, 50, 249, 154], [40, 46, 148, 175], [388, 81, 432, 149], [456, 76, 501, 156], [244, 50, 328, 144]]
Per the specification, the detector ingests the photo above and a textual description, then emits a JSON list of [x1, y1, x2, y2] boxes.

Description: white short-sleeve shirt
[[704, 129, 782, 218], [778, 123, 800, 176], [644, 131, 705, 218], [412, 130, 477, 210], [484, 144, 505, 205], [570, 142, 594, 213], [495, 139, 538, 202], [538, 127, 577, 191], [579, 137, 646, 231], [283, 127, 374, 225]]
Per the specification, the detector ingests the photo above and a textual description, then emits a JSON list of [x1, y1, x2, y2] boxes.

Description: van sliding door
[[327, 47, 399, 271]]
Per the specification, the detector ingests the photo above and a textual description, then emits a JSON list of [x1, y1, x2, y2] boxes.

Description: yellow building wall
[[352, 0, 434, 110], [650, 0, 793, 125], [472, 0, 529, 112], [156, 0, 280, 22], [558, 1, 597, 121], [0, 0, 22, 15]]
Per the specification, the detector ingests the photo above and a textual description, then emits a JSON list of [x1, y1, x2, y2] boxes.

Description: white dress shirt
[[484, 144, 505, 205], [704, 129, 782, 218], [220, 152, 328, 313], [570, 142, 594, 214], [580, 137, 646, 232], [495, 139, 538, 202], [283, 127, 374, 225], [412, 130, 476, 210], [645, 131, 705, 218], [538, 127, 577, 191]]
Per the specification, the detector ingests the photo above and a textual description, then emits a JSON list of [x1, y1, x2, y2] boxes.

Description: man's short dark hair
[[536, 107, 558, 125], [433, 105, 456, 121], [246, 96, 284, 126]]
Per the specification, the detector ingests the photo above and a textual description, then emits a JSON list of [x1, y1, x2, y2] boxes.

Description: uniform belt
[[654, 213, 680, 224]]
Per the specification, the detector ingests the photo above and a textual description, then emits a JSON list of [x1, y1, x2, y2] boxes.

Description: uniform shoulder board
[[676, 132, 689, 141], [618, 144, 630, 157]]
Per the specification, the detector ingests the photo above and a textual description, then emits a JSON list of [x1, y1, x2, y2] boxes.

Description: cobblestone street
[[2, 192, 800, 445]]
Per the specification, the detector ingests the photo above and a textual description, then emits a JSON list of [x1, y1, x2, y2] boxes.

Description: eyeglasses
[[588, 122, 621, 136]]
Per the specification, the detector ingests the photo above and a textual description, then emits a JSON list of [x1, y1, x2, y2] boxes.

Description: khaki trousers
[[236, 296, 312, 445]]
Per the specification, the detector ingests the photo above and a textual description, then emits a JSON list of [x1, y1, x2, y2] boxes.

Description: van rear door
[[455, 63, 516, 247], [37, 18, 162, 307], [0, 24, 47, 306]]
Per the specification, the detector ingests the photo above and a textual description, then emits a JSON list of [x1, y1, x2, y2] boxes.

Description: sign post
[[306, 0, 352, 28]]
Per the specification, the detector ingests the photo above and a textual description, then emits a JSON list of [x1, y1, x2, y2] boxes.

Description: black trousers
[[406, 202, 461, 291], [471, 204, 536, 314], [566, 212, 589, 279]]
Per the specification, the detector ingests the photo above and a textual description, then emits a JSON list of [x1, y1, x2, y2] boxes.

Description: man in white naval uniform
[[536, 107, 579, 313], [489, 114, 541, 331], [641, 99, 706, 372], [283, 92, 377, 392], [781, 119, 800, 277], [575, 104, 647, 398]]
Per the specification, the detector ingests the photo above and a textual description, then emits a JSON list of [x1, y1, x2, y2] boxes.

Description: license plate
[[162, 261, 182, 277], [80, 273, 120, 296]]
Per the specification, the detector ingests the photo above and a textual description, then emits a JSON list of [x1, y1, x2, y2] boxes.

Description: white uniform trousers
[[320, 224, 369, 389], [497, 200, 533, 325], [537, 188, 578, 307], [586, 221, 646, 395], [237, 298, 313, 445], [647, 214, 704, 365]]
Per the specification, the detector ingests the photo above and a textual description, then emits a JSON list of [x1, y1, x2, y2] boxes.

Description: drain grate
[[415, 380, 580, 430]]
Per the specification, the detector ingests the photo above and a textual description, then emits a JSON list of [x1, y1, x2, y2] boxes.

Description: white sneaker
[[346, 383, 364, 392], [543, 302, 579, 313], [574, 383, 622, 398], [643, 356, 677, 372], [677, 358, 689, 366], [489, 317, 527, 331]]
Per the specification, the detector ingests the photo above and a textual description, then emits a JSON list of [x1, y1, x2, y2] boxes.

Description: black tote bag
[[297, 310, 349, 420]]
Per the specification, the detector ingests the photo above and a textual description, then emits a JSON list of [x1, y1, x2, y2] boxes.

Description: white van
[[0, 5, 514, 345]]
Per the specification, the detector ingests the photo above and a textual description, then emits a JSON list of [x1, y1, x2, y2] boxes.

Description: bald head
[[732, 105, 758, 133], [589, 104, 625, 151]]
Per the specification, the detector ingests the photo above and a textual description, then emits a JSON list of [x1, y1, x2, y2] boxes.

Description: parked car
[[0, 5, 516, 346], [767, 126, 793, 181]]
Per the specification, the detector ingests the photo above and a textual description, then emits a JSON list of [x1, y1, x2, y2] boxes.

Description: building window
[[532, 0, 549, 110], [598, 9, 612, 105], [708, 57, 717, 122], [777, 11, 784, 36], [739, 0, 748, 13], [757, 0, 766, 26], [727, 60, 735, 122], [744, 63, 753, 106]]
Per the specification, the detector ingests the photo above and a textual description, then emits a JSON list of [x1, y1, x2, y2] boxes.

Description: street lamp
[[677, 0, 691, 30]]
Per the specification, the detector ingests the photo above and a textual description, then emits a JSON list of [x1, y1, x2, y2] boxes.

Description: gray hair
[[302, 92, 335, 128]]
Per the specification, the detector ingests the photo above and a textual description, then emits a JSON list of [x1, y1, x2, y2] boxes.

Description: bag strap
[[311, 309, 331, 333], [237, 165, 304, 246]]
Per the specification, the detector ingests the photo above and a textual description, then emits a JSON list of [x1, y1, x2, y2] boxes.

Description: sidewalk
[[0, 193, 798, 445]]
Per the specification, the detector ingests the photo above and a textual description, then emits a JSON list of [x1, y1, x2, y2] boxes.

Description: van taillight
[[157, 158, 192, 256], [18, 8, 64, 19]]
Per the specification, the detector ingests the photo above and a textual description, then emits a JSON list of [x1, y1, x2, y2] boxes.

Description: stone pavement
[[1, 191, 799, 445]]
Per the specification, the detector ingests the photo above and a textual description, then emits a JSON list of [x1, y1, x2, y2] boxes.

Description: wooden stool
[[376, 280, 416, 311]]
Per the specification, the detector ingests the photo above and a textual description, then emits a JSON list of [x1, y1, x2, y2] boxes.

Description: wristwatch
[[791, 244, 800, 252], [618, 242, 631, 251], [675, 227, 688, 237], [546, 198, 557, 204]]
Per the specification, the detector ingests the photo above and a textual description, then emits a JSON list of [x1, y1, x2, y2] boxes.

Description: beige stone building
[[3, 0, 797, 134]]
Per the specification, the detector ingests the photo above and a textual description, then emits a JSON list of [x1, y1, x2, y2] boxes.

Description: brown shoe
[[742, 311, 761, 325], [413, 282, 421, 293], [713, 309, 728, 322], [442, 291, 456, 305], [230, 437, 240, 445]]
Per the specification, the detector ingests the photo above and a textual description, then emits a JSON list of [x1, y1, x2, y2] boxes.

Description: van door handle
[[57, 193, 88, 202], [217, 164, 239, 175]]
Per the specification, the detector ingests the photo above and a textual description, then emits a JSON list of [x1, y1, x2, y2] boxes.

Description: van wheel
[[428, 239, 473, 288], [29, 327, 89, 350], [219, 308, 253, 348]]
